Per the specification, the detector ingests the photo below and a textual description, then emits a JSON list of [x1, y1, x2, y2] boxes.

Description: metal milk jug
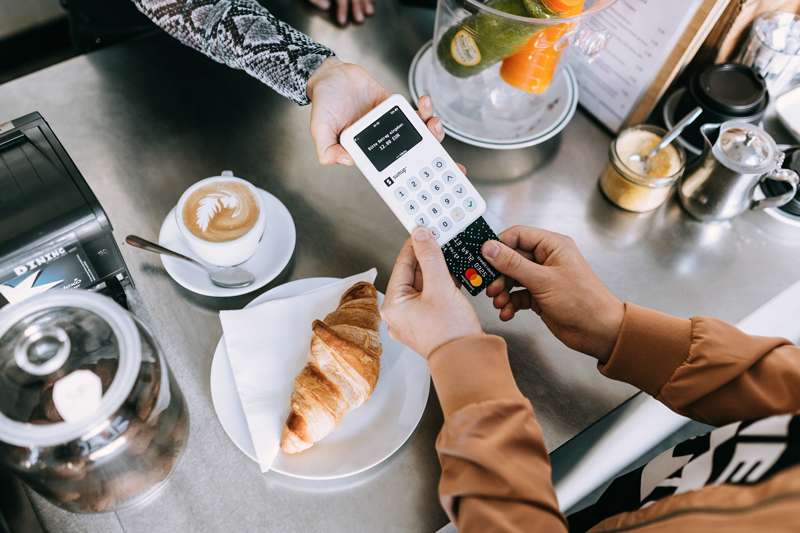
[[678, 121, 799, 221]]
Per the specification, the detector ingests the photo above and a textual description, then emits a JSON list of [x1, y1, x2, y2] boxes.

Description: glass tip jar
[[0, 290, 188, 513]]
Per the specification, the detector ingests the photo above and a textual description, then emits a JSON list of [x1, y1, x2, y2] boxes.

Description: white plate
[[209, 277, 431, 480], [157, 188, 295, 297]]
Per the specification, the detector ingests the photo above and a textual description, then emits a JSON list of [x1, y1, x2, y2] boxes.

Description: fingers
[[417, 95, 433, 121], [307, 0, 374, 29], [426, 117, 444, 142], [309, 116, 337, 164], [486, 276, 505, 297], [413, 263, 423, 292], [499, 303, 516, 321], [309, 114, 354, 165], [498, 290, 533, 321], [416, 96, 445, 142], [498, 225, 569, 265], [336, 0, 348, 24], [485, 251, 530, 297], [385, 239, 418, 302], [410, 227, 452, 291], [327, 145, 353, 165], [486, 274, 518, 297], [481, 240, 546, 288], [352, 0, 365, 23], [491, 287, 511, 309], [456, 162, 466, 174]]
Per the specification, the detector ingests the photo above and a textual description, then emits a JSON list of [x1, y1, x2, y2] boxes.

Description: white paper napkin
[[219, 269, 378, 472]]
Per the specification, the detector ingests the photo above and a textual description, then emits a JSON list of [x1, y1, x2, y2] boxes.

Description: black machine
[[0, 112, 132, 309]]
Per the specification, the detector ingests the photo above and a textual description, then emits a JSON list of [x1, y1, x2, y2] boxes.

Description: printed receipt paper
[[220, 269, 377, 472]]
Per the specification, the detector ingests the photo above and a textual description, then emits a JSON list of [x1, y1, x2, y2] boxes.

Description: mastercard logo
[[464, 268, 483, 287]]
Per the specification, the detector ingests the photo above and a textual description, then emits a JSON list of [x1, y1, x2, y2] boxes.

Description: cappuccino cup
[[175, 172, 266, 267]]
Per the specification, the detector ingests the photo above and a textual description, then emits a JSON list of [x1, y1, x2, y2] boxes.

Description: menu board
[[569, 0, 706, 132]]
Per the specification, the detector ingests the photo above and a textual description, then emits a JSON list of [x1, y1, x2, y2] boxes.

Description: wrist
[[428, 334, 522, 417], [593, 296, 624, 364], [426, 331, 485, 360], [306, 56, 342, 102]]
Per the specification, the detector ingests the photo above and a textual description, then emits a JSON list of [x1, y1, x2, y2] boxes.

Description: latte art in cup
[[182, 181, 260, 242], [175, 173, 267, 267]]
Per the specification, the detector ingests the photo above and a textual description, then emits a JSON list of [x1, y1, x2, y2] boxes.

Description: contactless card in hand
[[441, 216, 500, 296]]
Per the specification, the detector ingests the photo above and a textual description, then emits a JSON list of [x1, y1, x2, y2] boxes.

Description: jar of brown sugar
[[600, 125, 686, 212]]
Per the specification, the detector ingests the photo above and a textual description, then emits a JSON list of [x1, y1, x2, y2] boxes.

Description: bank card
[[441, 216, 500, 296]]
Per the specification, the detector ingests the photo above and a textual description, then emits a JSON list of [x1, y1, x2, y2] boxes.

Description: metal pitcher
[[678, 121, 799, 221]]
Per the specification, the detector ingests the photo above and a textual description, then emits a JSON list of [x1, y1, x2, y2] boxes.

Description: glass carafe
[[420, 0, 616, 146]]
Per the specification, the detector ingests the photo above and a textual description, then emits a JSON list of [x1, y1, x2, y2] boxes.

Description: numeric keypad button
[[420, 167, 434, 181], [432, 157, 447, 171], [453, 183, 466, 197], [415, 214, 429, 227], [430, 228, 441, 240], [443, 171, 457, 185], [394, 187, 409, 201], [428, 204, 443, 219], [430, 180, 445, 194], [438, 217, 454, 232], [407, 177, 421, 191], [417, 191, 432, 204], [463, 197, 478, 211], [440, 194, 454, 208], [404, 200, 420, 215], [451, 207, 465, 222]]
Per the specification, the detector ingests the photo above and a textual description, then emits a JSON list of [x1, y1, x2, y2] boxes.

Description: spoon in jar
[[125, 235, 255, 289], [629, 106, 703, 170]]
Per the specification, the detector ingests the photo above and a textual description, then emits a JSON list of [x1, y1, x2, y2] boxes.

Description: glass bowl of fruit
[[410, 0, 616, 149]]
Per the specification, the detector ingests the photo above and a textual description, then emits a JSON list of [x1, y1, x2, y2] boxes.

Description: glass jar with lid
[[0, 290, 188, 513], [600, 125, 687, 213]]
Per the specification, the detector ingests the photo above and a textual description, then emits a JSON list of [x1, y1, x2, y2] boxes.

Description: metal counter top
[[1, 1, 799, 531]]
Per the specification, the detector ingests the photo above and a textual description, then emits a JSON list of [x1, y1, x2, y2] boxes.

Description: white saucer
[[157, 189, 296, 297], [209, 277, 431, 480], [409, 40, 579, 149]]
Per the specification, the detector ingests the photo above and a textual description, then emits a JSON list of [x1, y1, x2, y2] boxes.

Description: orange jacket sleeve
[[429, 335, 568, 533], [600, 303, 800, 426]]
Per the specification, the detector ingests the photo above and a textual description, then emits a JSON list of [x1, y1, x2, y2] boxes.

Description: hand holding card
[[381, 227, 483, 359], [339, 94, 500, 296], [441, 216, 500, 296]]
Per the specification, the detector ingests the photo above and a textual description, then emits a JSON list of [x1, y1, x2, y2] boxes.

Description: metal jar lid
[[692, 64, 768, 117], [0, 291, 141, 448], [713, 121, 778, 175]]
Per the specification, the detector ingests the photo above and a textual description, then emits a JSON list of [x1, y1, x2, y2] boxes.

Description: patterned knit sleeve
[[131, 0, 334, 105]]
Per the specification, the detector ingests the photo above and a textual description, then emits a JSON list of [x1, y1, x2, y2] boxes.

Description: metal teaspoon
[[629, 106, 703, 169], [125, 235, 255, 289]]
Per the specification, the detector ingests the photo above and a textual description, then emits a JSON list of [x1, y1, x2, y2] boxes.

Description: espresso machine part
[[0, 290, 189, 513], [679, 121, 799, 221]]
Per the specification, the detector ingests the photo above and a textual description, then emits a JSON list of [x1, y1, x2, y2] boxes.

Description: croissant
[[281, 282, 382, 454]]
